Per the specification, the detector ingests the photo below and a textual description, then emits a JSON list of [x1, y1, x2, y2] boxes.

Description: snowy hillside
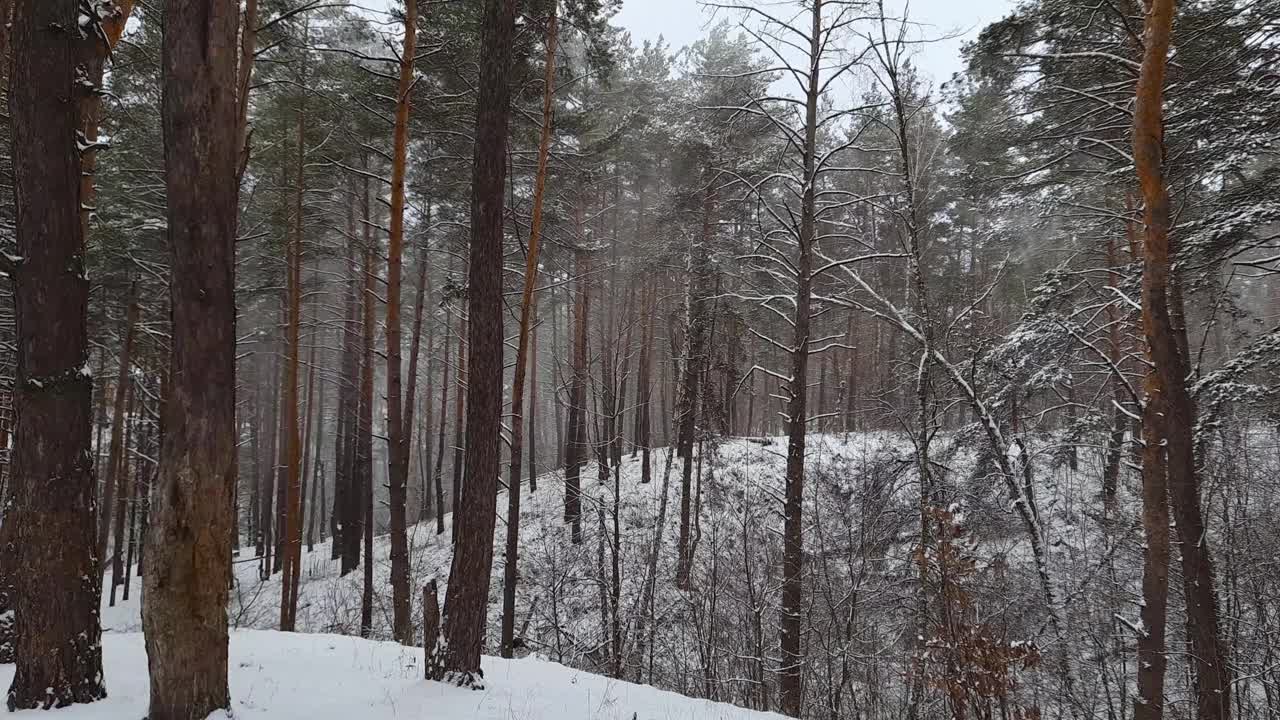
[[0, 629, 788, 720], [99, 431, 1118, 714]]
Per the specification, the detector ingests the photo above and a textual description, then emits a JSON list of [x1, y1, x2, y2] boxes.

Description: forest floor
[[92, 430, 1114, 712], [99, 434, 922, 647], [0, 628, 788, 719]]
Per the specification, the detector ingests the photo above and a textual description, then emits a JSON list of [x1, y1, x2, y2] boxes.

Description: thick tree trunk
[[1132, 1, 1231, 718], [6, 2, 106, 706], [433, 0, 518, 683], [142, 0, 240, 716], [501, 7, 558, 659]]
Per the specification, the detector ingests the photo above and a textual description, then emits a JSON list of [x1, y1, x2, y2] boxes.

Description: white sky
[[614, 0, 1016, 89]]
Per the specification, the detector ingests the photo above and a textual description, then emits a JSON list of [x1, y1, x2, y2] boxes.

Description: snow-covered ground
[[0, 629, 788, 719], [89, 430, 1175, 715]]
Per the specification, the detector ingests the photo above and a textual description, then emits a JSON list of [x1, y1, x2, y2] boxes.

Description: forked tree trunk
[[433, 0, 519, 683], [1132, 1, 1231, 718], [501, 5, 558, 659], [7, 2, 106, 707], [142, 0, 240, 716]]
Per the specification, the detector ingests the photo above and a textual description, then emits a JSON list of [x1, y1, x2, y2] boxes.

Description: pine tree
[[141, 0, 240, 716]]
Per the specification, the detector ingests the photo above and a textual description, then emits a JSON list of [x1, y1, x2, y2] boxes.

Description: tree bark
[[336, 182, 362, 569], [675, 184, 714, 589], [98, 282, 140, 572], [450, 310, 466, 540], [1132, 1, 1231, 718], [306, 359, 323, 552], [385, 0, 419, 647], [142, 0, 240, 715], [358, 167, 377, 639], [432, 306, 454, 536], [6, 2, 106, 707], [565, 246, 590, 545], [433, 0, 518, 683], [108, 375, 136, 606], [529, 316, 539, 492], [6, 2, 106, 702], [779, 3, 822, 714], [280, 70, 307, 632], [501, 6, 558, 659]]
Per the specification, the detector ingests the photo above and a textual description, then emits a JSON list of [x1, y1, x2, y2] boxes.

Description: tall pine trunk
[[565, 245, 590, 545], [108, 377, 136, 606], [98, 282, 140, 572], [432, 306, 454, 536], [358, 167, 377, 639], [6, 1, 107, 706], [779, 3, 822, 714], [142, 0, 240, 715], [1132, 1, 1231, 717], [280, 72, 307, 632], [501, 6, 558, 659], [432, 0, 519, 683], [385, 0, 419, 647], [337, 185, 362, 570]]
